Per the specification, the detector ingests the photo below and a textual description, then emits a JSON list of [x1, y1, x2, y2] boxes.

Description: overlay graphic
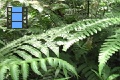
[[7, 7, 28, 29]]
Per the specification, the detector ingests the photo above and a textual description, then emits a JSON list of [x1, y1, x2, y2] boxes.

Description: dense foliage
[[0, 0, 120, 80]]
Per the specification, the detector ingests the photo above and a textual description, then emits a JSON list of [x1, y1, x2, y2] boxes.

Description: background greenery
[[0, 0, 120, 80]]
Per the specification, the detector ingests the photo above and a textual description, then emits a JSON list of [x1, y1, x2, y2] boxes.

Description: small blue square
[[12, 22, 22, 28], [12, 13, 22, 21], [12, 7, 22, 12]]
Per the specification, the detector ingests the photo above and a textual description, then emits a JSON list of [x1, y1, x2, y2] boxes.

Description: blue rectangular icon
[[7, 7, 28, 29], [12, 13, 22, 21], [12, 22, 22, 28], [12, 7, 22, 12]]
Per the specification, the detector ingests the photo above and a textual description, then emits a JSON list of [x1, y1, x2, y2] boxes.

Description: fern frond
[[0, 57, 77, 80], [0, 17, 120, 60], [98, 32, 120, 75], [77, 63, 99, 80], [61, 17, 120, 51], [38, 17, 120, 52]]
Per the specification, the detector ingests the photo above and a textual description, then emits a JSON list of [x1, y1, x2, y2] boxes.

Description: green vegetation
[[0, 0, 120, 80]]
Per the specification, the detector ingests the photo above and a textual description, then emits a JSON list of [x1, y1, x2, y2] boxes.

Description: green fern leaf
[[31, 61, 43, 76], [0, 66, 8, 80], [77, 63, 87, 72], [98, 34, 120, 75], [0, 57, 77, 79], [10, 64, 19, 80], [21, 62, 29, 80], [107, 74, 120, 80], [62, 18, 120, 51], [0, 35, 32, 55], [18, 45, 42, 58], [63, 68, 68, 78], [61, 61, 77, 76], [47, 57, 54, 67], [40, 45, 49, 57], [77, 63, 99, 80], [55, 68, 60, 78], [13, 50, 32, 60], [54, 58, 59, 67], [0, 40, 5, 46], [24, 40, 42, 48], [87, 74, 96, 80], [46, 42, 59, 57], [1, 17, 120, 59], [54, 77, 70, 80], [39, 59, 47, 72]]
